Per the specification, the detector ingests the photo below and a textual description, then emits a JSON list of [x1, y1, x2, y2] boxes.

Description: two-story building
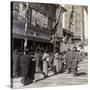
[[11, 2, 59, 52], [11, 2, 67, 52]]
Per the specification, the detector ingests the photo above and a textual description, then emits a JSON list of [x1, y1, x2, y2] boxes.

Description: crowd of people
[[12, 46, 81, 86]]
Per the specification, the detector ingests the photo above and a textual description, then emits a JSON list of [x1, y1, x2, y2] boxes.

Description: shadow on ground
[[77, 72, 87, 76], [35, 72, 65, 82], [35, 73, 55, 82]]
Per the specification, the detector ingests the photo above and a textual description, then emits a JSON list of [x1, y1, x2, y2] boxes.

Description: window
[[13, 2, 19, 16]]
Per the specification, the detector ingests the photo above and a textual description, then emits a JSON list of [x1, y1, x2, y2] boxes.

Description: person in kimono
[[59, 52, 64, 73], [21, 49, 32, 86], [31, 49, 37, 82], [28, 48, 36, 83], [53, 48, 60, 74], [42, 49, 50, 78], [49, 52, 54, 71], [65, 49, 72, 73], [34, 49, 40, 72], [72, 47, 80, 76], [62, 51, 67, 72]]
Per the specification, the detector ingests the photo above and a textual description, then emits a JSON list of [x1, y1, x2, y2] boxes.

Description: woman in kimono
[[42, 49, 50, 78]]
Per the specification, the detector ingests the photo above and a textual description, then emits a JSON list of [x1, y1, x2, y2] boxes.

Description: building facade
[[11, 2, 65, 52], [62, 5, 88, 50]]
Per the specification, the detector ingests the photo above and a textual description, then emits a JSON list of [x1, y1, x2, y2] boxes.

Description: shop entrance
[[12, 38, 24, 51]]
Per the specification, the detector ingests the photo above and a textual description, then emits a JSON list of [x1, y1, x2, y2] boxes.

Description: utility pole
[[24, 2, 29, 54], [53, 5, 62, 52]]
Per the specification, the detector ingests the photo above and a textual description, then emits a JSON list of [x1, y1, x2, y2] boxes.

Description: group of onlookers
[[12, 46, 81, 86]]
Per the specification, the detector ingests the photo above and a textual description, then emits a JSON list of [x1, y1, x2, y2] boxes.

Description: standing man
[[21, 49, 32, 86], [42, 49, 50, 78], [72, 47, 80, 76], [30, 49, 36, 83], [65, 49, 72, 73]]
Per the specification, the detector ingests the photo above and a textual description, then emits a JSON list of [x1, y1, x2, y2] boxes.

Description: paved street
[[12, 59, 88, 89]]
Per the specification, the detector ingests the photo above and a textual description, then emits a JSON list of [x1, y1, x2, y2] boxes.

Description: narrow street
[[12, 59, 88, 89]]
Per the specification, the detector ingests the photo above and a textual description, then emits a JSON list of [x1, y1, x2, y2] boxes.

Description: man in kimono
[[21, 49, 32, 86], [65, 49, 72, 73], [72, 47, 80, 76], [42, 49, 50, 78]]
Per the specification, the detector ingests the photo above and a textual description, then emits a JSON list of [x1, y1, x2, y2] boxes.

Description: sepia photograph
[[11, 1, 88, 89]]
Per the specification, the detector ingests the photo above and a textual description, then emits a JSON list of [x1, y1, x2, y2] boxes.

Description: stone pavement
[[12, 59, 88, 89]]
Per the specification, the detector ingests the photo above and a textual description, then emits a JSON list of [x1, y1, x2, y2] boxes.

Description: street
[[12, 59, 88, 89]]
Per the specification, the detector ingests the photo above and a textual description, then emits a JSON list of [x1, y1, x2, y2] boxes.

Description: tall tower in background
[[64, 5, 84, 41]]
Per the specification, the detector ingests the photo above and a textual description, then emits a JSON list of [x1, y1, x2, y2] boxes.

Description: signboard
[[31, 10, 48, 29]]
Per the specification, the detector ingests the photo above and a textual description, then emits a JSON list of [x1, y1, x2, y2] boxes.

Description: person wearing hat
[[21, 48, 32, 86], [72, 47, 80, 76]]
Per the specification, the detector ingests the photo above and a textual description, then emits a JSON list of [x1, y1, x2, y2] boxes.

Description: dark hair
[[24, 48, 29, 54], [67, 48, 70, 51]]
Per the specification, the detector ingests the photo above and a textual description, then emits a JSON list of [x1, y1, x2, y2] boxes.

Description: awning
[[12, 33, 50, 43]]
